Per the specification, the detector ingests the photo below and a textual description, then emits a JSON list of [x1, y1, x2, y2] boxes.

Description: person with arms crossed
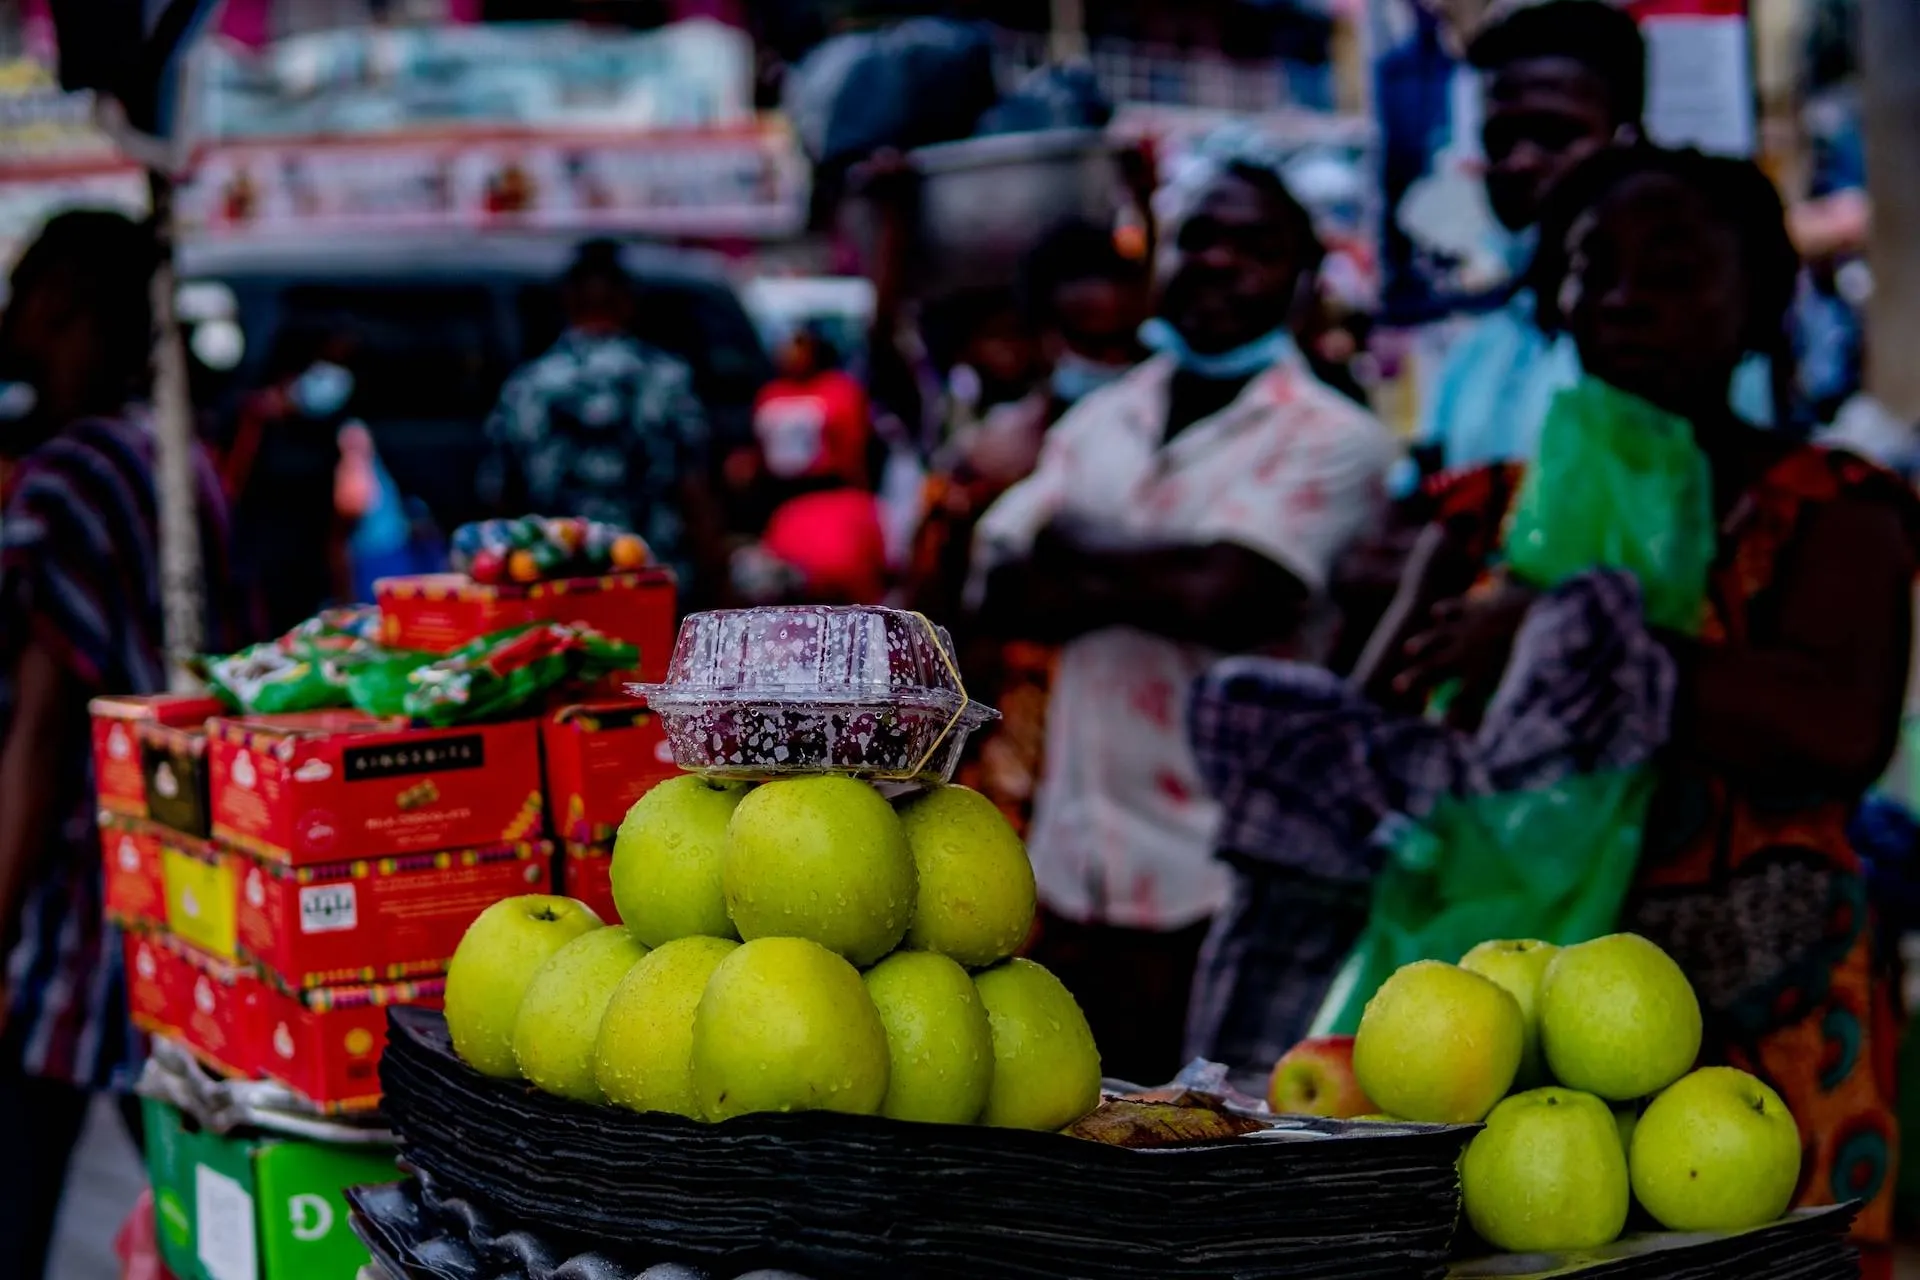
[[970, 159, 1396, 1087]]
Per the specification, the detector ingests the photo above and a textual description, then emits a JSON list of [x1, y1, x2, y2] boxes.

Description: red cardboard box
[[542, 704, 680, 845], [102, 816, 168, 932], [238, 841, 552, 990], [375, 571, 676, 681], [210, 714, 545, 865], [138, 719, 213, 838], [249, 976, 444, 1113], [560, 840, 617, 923], [125, 932, 257, 1079], [124, 931, 184, 1041], [90, 695, 227, 819]]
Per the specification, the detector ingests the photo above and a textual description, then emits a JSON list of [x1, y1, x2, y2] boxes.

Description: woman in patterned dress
[[1389, 147, 1916, 1259]]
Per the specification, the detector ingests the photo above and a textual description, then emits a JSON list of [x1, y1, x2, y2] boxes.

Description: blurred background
[[0, 0, 1911, 1275]]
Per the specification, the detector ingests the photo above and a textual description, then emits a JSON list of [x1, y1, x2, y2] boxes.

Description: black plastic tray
[[1447, 1204, 1859, 1279], [380, 1007, 1471, 1279], [349, 1174, 1862, 1280]]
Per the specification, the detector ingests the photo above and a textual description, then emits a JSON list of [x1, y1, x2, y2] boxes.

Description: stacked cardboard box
[[96, 567, 683, 1114], [97, 698, 554, 1114]]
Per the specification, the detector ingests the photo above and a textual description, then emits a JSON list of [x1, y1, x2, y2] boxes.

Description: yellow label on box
[[161, 844, 238, 960]]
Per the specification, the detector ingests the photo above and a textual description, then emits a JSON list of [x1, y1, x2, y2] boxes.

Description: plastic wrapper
[[450, 516, 651, 585], [1504, 377, 1714, 632], [205, 606, 394, 715], [379, 1008, 1470, 1280], [405, 624, 638, 727], [345, 651, 438, 719], [630, 606, 998, 782], [136, 1034, 394, 1145], [204, 642, 350, 715]]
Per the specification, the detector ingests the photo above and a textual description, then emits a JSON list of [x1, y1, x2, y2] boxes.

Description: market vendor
[[1396, 148, 1912, 1254], [968, 156, 1396, 1087], [0, 211, 237, 1280]]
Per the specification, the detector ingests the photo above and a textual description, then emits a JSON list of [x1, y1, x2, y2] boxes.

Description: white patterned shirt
[[972, 353, 1396, 930]]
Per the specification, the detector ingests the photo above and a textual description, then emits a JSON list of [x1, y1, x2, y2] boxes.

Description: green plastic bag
[[1504, 376, 1714, 632], [1314, 377, 1713, 1035], [1313, 770, 1655, 1035]]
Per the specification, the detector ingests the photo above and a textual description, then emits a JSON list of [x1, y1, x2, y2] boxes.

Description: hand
[[1390, 576, 1538, 706]]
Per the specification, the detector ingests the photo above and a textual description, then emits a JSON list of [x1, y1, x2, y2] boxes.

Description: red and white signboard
[[1627, 0, 1756, 158], [175, 123, 809, 242]]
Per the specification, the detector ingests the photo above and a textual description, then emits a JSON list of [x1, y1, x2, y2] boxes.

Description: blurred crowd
[[0, 0, 1917, 1275]]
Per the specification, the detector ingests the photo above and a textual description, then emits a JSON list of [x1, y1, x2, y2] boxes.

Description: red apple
[[1268, 1035, 1377, 1118]]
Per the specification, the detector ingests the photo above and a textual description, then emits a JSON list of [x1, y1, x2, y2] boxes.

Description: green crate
[[141, 1097, 398, 1280]]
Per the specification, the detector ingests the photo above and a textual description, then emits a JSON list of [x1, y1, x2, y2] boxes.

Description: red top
[[753, 370, 870, 487]]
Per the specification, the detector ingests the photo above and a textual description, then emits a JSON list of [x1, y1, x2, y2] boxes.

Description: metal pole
[[1862, 0, 1920, 419], [148, 171, 205, 687]]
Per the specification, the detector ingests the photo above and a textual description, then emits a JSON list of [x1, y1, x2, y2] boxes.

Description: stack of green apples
[[442, 776, 1104, 1132], [1344, 935, 1803, 1254]]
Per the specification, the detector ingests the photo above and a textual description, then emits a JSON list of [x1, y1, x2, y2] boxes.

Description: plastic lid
[[634, 606, 968, 710]]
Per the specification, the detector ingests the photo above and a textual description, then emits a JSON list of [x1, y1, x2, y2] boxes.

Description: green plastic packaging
[[402, 623, 638, 727], [1316, 378, 1714, 1034], [1503, 376, 1714, 632]]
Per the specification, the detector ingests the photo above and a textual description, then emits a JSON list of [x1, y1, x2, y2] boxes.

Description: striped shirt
[[0, 413, 232, 1088]]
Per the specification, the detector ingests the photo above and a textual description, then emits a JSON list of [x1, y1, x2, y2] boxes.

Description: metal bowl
[[908, 127, 1122, 298]]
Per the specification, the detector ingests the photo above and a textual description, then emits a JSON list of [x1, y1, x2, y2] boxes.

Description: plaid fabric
[[1182, 860, 1372, 1072], [1187, 568, 1676, 886], [0, 414, 232, 1089]]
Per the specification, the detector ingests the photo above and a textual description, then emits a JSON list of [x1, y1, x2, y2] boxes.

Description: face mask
[[1139, 318, 1300, 380], [1050, 353, 1131, 404], [1498, 224, 1540, 283], [0, 381, 37, 423], [291, 361, 354, 420]]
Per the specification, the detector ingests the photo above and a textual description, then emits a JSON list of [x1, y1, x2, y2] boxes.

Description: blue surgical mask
[[1499, 224, 1541, 283], [291, 361, 354, 420], [1139, 318, 1300, 380], [1050, 353, 1131, 404]]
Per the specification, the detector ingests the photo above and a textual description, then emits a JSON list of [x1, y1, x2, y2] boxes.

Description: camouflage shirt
[[478, 330, 709, 585]]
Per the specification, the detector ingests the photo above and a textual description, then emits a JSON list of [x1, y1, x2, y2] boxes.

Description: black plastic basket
[[380, 1007, 1472, 1279]]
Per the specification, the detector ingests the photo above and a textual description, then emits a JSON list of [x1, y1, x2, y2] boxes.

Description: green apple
[[895, 785, 1036, 968], [690, 936, 891, 1120], [1460, 939, 1560, 1088], [1353, 960, 1523, 1125], [1630, 1067, 1803, 1231], [725, 776, 917, 965], [611, 776, 749, 947], [596, 935, 740, 1116], [864, 951, 994, 1125], [974, 958, 1102, 1131], [444, 895, 603, 1078], [512, 926, 650, 1103], [1462, 1087, 1630, 1253], [1540, 933, 1702, 1102]]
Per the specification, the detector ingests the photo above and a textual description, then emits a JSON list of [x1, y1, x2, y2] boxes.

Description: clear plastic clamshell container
[[628, 606, 1000, 782]]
